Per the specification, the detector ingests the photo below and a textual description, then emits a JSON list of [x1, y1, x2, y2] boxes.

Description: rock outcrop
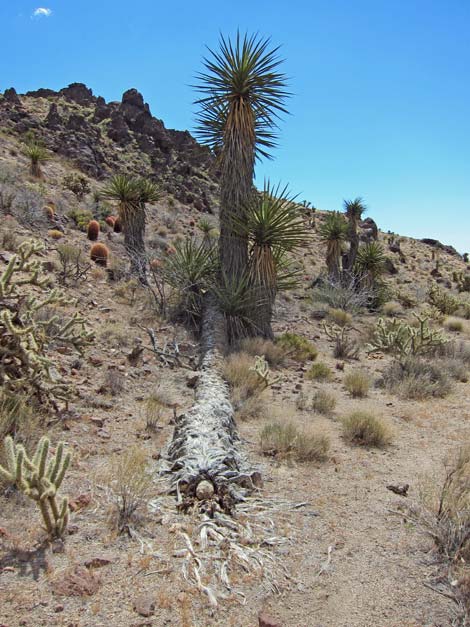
[[0, 83, 218, 211]]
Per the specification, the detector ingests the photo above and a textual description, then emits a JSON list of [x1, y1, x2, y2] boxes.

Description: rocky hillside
[[0, 83, 219, 212]]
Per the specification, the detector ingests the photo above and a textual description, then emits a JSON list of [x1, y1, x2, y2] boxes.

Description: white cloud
[[32, 7, 52, 18]]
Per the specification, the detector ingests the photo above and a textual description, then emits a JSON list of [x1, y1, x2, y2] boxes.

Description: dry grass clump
[[101, 446, 153, 534], [47, 229, 64, 240], [311, 389, 336, 415], [237, 337, 285, 367], [235, 395, 268, 422], [445, 317, 464, 333], [342, 411, 392, 447], [277, 332, 317, 361], [99, 322, 132, 348], [382, 301, 403, 317], [327, 308, 352, 327], [223, 351, 265, 401], [411, 445, 470, 618], [306, 362, 332, 381], [344, 369, 371, 398], [260, 421, 330, 462], [144, 394, 165, 431], [380, 357, 453, 399], [99, 370, 126, 397]]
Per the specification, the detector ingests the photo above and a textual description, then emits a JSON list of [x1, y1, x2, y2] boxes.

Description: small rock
[[133, 594, 155, 618], [196, 480, 215, 500], [186, 374, 199, 388], [259, 612, 282, 627], [89, 355, 103, 366], [54, 605, 64, 613], [90, 416, 104, 428], [84, 555, 114, 569], [97, 429, 111, 440]]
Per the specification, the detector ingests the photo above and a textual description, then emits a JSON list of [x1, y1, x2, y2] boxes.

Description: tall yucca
[[319, 212, 348, 279], [237, 182, 310, 338], [355, 242, 386, 287], [343, 197, 367, 273], [194, 32, 289, 287], [24, 142, 50, 179], [100, 175, 159, 281]]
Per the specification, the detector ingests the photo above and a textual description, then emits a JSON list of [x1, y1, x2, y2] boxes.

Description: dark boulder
[[383, 257, 398, 275], [107, 111, 131, 145], [421, 238, 460, 258], [25, 88, 57, 99], [59, 83, 95, 106], [3, 88, 22, 106], [359, 217, 378, 241], [45, 103, 63, 128]]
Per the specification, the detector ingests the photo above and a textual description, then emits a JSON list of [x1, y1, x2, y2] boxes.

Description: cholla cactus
[[249, 355, 280, 388], [366, 313, 447, 358], [0, 436, 71, 538], [0, 240, 93, 405]]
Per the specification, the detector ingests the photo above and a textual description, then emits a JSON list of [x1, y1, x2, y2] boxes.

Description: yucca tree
[[237, 182, 310, 338], [343, 197, 367, 273], [355, 242, 385, 287], [194, 32, 289, 286], [319, 212, 348, 279], [24, 142, 50, 179], [100, 175, 159, 281]]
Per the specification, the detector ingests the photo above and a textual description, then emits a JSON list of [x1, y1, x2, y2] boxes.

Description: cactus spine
[[0, 436, 71, 538]]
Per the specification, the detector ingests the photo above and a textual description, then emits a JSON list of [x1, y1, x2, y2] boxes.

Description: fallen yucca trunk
[[167, 299, 261, 512]]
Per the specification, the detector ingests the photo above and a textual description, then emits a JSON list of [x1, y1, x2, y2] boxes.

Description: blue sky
[[1, 1, 469, 251]]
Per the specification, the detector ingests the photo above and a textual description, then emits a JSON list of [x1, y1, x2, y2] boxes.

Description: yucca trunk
[[30, 159, 42, 179], [326, 242, 342, 280], [167, 295, 259, 506], [219, 108, 255, 282], [250, 244, 276, 339], [119, 200, 147, 282], [344, 216, 359, 272]]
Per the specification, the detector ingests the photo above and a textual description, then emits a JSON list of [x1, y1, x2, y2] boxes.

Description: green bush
[[306, 362, 333, 381], [277, 332, 318, 361]]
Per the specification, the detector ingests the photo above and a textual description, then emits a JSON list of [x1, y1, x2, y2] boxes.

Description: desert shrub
[[157, 225, 168, 237], [260, 421, 330, 462], [0, 229, 18, 251], [342, 411, 391, 447], [0, 184, 15, 215], [327, 308, 352, 327], [238, 337, 285, 367], [432, 340, 470, 365], [380, 357, 453, 399], [428, 285, 460, 316], [144, 394, 164, 431], [68, 207, 94, 231], [312, 275, 372, 313], [56, 243, 90, 285], [445, 317, 464, 333], [311, 389, 336, 415], [440, 358, 469, 383], [99, 370, 126, 397], [163, 238, 216, 326], [99, 323, 131, 349], [306, 362, 333, 381], [0, 240, 93, 405], [62, 172, 91, 199], [235, 395, 268, 422], [114, 278, 141, 305], [0, 390, 35, 441], [48, 229, 64, 240], [101, 446, 153, 534], [223, 352, 265, 402], [11, 186, 47, 226], [344, 369, 371, 398], [383, 301, 403, 317], [322, 321, 359, 359], [367, 314, 447, 357], [213, 272, 257, 342], [24, 141, 50, 178], [277, 332, 317, 361]]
